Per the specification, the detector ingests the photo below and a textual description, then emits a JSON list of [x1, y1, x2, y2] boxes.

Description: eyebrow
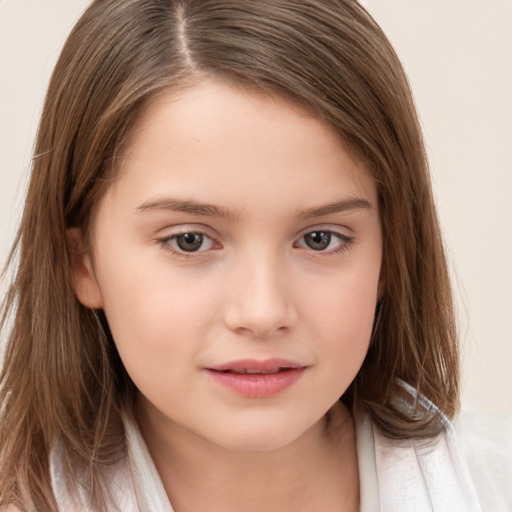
[[298, 198, 371, 219], [135, 197, 240, 221], [135, 196, 371, 221]]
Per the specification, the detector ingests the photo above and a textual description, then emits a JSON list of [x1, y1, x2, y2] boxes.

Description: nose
[[223, 251, 297, 338]]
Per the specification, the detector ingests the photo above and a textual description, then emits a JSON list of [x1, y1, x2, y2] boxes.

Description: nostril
[[232, 324, 291, 339]]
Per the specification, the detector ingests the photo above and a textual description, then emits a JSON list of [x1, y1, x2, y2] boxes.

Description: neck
[[135, 400, 360, 512]]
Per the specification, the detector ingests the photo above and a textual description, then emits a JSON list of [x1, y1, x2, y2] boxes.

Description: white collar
[[354, 403, 482, 512]]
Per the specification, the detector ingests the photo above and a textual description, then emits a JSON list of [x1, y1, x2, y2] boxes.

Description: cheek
[[320, 296, 375, 397], [300, 263, 380, 375], [319, 287, 376, 359], [96, 254, 219, 380], [304, 260, 380, 332]]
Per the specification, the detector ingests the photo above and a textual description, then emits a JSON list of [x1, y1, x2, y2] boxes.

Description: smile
[[205, 359, 307, 398]]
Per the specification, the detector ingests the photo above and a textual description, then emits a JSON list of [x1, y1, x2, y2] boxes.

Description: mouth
[[205, 359, 307, 398], [220, 367, 290, 375], [207, 358, 304, 373]]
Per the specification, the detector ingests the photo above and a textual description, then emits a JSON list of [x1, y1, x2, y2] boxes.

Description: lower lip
[[205, 368, 305, 398]]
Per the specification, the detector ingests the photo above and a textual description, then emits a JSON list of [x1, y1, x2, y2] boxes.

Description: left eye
[[166, 232, 215, 253], [297, 231, 347, 252]]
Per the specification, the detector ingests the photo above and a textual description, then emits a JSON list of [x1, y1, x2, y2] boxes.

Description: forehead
[[105, 79, 377, 217]]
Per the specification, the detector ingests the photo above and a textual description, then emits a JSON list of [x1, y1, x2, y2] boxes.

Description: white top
[[50, 402, 512, 511]]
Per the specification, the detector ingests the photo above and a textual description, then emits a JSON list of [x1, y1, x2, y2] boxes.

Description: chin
[[205, 416, 322, 453]]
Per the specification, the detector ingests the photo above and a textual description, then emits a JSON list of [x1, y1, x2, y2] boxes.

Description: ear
[[66, 228, 104, 309]]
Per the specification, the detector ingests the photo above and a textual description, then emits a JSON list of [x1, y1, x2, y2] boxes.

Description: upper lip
[[206, 358, 305, 372]]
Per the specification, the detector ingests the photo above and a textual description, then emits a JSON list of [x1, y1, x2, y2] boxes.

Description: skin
[[71, 79, 383, 511]]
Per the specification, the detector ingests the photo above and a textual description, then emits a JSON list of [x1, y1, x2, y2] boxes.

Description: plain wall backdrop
[[1, 1, 511, 414]]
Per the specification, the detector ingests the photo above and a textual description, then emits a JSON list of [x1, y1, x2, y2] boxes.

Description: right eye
[[174, 232, 209, 252], [158, 231, 217, 256]]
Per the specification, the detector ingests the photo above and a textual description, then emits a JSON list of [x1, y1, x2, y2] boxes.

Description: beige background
[[1, 1, 511, 413]]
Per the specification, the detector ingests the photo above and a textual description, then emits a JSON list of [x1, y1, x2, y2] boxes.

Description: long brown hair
[[0, 0, 459, 510]]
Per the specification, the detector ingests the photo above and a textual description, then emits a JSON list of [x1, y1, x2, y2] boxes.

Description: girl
[[0, 1, 508, 511]]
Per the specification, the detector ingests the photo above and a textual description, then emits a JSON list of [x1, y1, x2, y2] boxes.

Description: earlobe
[[66, 228, 103, 309]]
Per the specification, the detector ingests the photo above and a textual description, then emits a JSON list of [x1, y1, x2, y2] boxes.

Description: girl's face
[[73, 80, 383, 452]]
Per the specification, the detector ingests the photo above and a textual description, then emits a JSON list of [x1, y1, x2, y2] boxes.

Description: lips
[[205, 359, 306, 398], [225, 368, 284, 374]]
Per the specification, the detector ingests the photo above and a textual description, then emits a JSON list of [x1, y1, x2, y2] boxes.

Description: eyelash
[[156, 228, 354, 259]]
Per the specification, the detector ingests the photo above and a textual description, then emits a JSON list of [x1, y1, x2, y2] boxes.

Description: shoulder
[[454, 410, 512, 511]]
